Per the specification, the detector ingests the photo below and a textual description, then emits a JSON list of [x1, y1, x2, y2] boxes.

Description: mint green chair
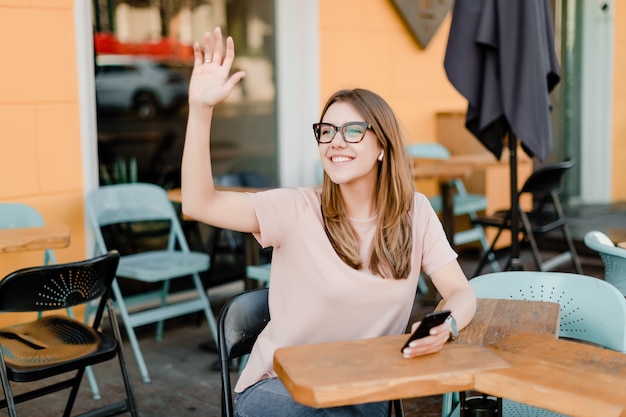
[[584, 231, 626, 296], [405, 143, 500, 272], [442, 271, 626, 417], [86, 183, 216, 383]]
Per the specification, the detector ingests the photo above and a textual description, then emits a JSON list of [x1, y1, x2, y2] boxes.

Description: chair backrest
[[469, 271, 626, 352], [0, 203, 45, 229], [584, 231, 626, 295], [520, 159, 574, 196], [404, 143, 451, 160], [0, 251, 119, 313], [86, 183, 189, 254], [218, 288, 270, 417], [215, 173, 245, 188]]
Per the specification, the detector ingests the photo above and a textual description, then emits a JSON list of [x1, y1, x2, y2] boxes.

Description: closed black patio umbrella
[[444, 0, 561, 270]]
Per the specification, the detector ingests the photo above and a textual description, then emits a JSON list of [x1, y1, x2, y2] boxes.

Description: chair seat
[[118, 250, 210, 282], [0, 315, 118, 382], [429, 194, 487, 216]]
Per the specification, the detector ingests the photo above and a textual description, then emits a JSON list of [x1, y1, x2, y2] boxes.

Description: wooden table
[[275, 337, 508, 407], [452, 298, 559, 346], [475, 333, 626, 417], [0, 225, 71, 253], [274, 298, 559, 408]]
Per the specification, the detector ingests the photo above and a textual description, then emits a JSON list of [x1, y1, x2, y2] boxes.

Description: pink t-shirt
[[234, 187, 456, 392]]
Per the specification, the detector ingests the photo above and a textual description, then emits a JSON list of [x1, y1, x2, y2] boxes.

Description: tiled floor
[[7, 203, 623, 417]]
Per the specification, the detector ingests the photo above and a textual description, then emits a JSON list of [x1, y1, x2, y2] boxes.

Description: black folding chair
[[0, 251, 138, 417], [472, 159, 583, 276], [217, 288, 403, 417], [218, 288, 270, 417]]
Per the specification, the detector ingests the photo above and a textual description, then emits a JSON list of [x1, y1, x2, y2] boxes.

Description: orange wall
[[612, 1, 626, 200], [318, 0, 466, 146], [319, 0, 626, 202], [0, 0, 87, 278]]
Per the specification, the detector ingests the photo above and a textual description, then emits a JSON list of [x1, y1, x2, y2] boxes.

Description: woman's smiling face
[[318, 101, 383, 187]]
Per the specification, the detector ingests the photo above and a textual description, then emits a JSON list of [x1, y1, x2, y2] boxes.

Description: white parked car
[[95, 54, 188, 120]]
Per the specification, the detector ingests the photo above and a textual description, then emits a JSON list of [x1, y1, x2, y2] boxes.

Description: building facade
[[0, 0, 624, 277]]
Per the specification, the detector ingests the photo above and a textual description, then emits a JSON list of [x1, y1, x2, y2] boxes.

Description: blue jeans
[[235, 377, 389, 417]]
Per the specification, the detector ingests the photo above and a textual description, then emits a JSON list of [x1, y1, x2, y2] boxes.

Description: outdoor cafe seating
[[472, 159, 583, 276], [271, 270, 626, 417], [217, 287, 404, 417], [442, 270, 626, 417], [85, 182, 217, 383], [405, 143, 499, 272], [0, 203, 59, 266], [0, 202, 104, 400], [0, 251, 138, 417]]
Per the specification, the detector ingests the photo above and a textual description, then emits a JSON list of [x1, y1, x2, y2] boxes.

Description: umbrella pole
[[508, 132, 523, 270]]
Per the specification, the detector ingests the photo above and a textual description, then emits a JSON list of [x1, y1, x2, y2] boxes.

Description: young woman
[[182, 28, 476, 417]]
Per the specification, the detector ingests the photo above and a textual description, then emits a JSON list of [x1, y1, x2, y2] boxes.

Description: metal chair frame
[[472, 160, 583, 276], [0, 251, 138, 417], [86, 183, 216, 383]]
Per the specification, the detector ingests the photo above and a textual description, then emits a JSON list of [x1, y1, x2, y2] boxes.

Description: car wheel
[[134, 92, 158, 120]]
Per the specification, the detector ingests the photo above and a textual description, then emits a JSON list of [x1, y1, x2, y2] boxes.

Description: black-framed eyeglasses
[[312, 121, 373, 144]]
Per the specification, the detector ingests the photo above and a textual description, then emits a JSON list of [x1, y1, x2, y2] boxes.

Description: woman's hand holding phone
[[401, 310, 452, 358]]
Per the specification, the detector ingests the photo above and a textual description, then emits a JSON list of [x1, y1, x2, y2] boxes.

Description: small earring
[[378, 151, 384, 161]]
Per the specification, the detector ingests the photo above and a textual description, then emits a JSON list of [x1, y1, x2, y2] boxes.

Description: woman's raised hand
[[189, 27, 246, 109]]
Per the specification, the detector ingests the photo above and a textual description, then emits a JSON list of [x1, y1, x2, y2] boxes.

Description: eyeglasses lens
[[317, 124, 336, 143], [314, 122, 368, 143], [343, 124, 367, 142]]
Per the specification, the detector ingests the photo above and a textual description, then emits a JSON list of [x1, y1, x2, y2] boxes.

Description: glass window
[[92, 0, 277, 189]]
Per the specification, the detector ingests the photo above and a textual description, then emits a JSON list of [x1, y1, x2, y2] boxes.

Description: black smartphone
[[401, 309, 451, 352]]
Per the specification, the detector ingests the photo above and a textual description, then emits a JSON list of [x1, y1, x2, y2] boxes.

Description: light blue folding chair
[[442, 271, 626, 417], [405, 143, 500, 279], [0, 203, 103, 399], [85, 183, 216, 383], [584, 231, 626, 296]]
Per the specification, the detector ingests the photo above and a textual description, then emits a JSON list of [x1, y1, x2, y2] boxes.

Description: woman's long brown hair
[[319, 89, 414, 279]]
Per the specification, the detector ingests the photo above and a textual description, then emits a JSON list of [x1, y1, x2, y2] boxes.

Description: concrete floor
[[5, 203, 622, 417]]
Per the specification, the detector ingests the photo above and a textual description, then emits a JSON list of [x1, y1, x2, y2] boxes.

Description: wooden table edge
[[473, 333, 626, 417], [0, 224, 71, 253]]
